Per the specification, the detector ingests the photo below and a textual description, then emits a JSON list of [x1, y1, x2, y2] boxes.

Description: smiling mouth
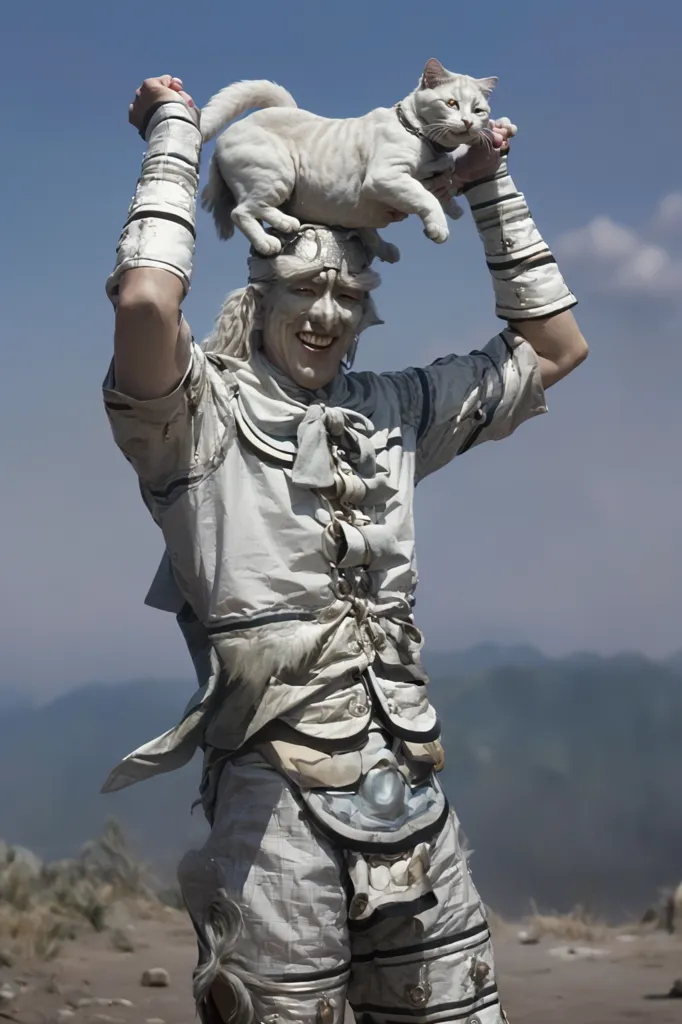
[[297, 331, 336, 351]]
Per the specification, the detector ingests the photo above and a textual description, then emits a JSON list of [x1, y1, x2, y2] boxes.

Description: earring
[[343, 336, 359, 371]]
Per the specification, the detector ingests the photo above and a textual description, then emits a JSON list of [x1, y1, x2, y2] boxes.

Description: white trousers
[[178, 754, 507, 1024]]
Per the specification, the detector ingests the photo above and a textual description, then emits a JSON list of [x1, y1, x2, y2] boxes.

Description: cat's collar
[[394, 103, 459, 154]]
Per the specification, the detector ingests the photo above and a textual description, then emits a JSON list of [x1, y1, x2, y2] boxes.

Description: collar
[[394, 103, 459, 155]]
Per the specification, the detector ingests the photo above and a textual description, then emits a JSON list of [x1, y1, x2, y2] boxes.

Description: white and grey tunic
[[101, 329, 545, 796]]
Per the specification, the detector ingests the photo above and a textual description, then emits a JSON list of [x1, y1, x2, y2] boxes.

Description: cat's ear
[[476, 76, 498, 98], [420, 58, 450, 90]]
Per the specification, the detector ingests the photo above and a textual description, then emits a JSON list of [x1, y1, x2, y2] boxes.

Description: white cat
[[200, 58, 497, 263]]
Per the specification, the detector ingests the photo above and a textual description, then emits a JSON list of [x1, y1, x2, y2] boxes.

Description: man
[[102, 73, 587, 1024]]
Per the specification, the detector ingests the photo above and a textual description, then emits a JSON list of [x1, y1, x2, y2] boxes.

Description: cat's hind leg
[[214, 129, 298, 255], [356, 228, 401, 264]]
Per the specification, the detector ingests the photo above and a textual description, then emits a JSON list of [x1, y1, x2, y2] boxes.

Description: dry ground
[[2, 911, 682, 1024]]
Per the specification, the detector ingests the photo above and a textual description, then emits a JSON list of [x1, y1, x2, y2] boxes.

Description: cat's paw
[[377, 242, 401, 264], [423, 219, 449, 244], [443, 197, 464, 222], [253, 234, 283, 256]]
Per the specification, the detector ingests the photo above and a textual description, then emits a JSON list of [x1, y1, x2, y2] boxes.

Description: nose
[[462, 119, 472, 130], [309, 291, 338, 333]]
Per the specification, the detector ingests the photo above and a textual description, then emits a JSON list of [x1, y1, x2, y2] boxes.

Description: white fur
[[200, 60, 497, 262]]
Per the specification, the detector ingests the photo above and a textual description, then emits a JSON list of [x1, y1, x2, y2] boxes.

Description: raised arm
[[428, 121, 588, 388], [107, 76, 201, 400]]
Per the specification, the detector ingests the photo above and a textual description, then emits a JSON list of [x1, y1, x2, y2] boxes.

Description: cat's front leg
[[365, 172, 449, 244], [357, 228, 401, 264], [442, 196, 464, 221]]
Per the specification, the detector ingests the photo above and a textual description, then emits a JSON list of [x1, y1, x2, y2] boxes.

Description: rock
[[88, 1016, 125, 1024], [56, 1011, 76, 1023], [140, 968, 170, 988], [145, 1019, 166, 1024], [0, 949, 13, 968], [517, 929, 540, 945], [0, 983, 16, 1004], [110, 928, 135, 953], [548, 944, 609, 961], [667, 979, 682, 999], [76, 998, 134, 1009]]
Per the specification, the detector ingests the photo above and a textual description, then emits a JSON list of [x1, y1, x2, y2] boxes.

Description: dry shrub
[[0, 820, 162, 961], [522, 900, 609, 942]]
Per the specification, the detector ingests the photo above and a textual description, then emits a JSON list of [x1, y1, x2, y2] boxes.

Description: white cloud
[[555, 197, 682, 300], [652, 192, 682, 235]]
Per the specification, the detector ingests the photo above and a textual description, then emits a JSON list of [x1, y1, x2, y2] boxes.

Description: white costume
[[104, 99, 575, 1024]]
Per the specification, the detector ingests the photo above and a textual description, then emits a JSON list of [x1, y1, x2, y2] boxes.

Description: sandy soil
[[2, 912, 682, 1024]]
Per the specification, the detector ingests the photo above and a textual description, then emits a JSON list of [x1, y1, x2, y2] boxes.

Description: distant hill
[[1, 646, 681, 920]]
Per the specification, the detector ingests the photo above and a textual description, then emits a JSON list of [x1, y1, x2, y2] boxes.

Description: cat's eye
[[295, 287, 316, 296], [447, 99, 459, 108]]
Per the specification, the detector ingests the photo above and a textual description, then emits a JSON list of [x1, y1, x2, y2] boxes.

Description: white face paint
[[262, 268, 365, 389]]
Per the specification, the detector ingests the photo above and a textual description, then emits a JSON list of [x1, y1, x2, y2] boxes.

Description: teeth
[[298, 332, 335, 350]]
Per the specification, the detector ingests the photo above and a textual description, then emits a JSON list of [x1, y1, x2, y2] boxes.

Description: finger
[[158, 74, 173, 86], [178, 90, 195, 107]]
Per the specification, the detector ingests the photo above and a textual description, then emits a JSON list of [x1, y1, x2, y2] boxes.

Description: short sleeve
[[102, 343, 235, 494], [385, 330, 547, 482]]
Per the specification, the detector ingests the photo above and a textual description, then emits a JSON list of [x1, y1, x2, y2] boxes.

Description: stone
[[56, 1011, 76, 1023], [140, 968, 170, 988], [76, 998, 134, 1009], [0, 983, 16, 1004], [0, 949, 14, 968]]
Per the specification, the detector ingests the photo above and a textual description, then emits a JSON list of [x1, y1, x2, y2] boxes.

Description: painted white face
[[414, 58, 497, 148], [262, 268, 366, 390]]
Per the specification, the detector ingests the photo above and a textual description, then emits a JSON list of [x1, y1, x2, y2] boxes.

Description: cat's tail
[[200, 80, 297, 142]]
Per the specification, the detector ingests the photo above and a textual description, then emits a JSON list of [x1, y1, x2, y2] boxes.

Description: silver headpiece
[[248, 224, 374, 283]]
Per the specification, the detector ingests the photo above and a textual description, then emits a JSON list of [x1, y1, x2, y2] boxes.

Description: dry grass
[[0, 820, 169, 961], [521, 901, 611, 942]]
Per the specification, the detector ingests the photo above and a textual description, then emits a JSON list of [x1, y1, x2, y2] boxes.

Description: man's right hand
[[128, 75, 195, 133]]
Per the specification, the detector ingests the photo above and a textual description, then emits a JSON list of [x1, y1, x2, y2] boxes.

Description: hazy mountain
[[1, 646, 681, 919]]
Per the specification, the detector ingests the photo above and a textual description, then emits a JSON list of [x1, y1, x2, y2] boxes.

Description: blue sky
[[2, 0, 681, 698]]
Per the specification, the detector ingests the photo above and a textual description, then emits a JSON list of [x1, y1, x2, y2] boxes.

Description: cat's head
[[413, 58, 497, 147]]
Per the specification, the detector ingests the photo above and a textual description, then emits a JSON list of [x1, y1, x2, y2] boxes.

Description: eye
[[474, 108, 486, 115], [294, 287, 316, 296], [339, 292, 361, 303], [446, 98, 459, 108]]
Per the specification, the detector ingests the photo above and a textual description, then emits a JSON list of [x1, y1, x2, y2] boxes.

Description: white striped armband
[[106, 101, 202, 303], [461, 156, 577, 321]]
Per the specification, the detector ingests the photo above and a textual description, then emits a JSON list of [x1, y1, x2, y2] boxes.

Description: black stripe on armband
[[487, 251, 554, 272], [125, 209, 196, 238], [459, 166, 509, 194], [470, 191, 522, 211], [166, 148, 200, 169], [139, 101, 196, 140]]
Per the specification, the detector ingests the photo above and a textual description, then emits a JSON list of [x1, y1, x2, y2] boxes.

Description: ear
[[476, 76, 498, 98], [420, 58, 450, 90]]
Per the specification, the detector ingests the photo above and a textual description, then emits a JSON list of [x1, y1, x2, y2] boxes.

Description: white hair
[[202, 253, 382, 360]]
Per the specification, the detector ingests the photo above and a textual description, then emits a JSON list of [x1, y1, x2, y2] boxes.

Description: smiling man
[[102, 74, 587, 1024]]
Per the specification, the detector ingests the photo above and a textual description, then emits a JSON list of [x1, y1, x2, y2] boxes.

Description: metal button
[[335, 579, 352, 597], [350, 893, 368, 917], [349, 700, 369, 718]]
